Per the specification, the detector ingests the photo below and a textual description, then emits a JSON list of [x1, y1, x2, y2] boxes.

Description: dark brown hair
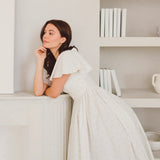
[[40, 19, 77, 77]]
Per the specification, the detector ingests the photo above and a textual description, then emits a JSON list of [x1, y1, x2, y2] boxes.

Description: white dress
[[43, 48, 154, 160]]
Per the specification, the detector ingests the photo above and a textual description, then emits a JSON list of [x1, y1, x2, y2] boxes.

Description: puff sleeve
[[49, 48, 92, 80]]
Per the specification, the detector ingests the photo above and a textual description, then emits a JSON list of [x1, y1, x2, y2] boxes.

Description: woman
[[33, 19, 154, 160]]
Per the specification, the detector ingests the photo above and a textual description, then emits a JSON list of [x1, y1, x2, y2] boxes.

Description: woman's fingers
[[40, 46, 47, 51], [39, 46, 47, 53], [34, 47, 47, 63], [35, 46, 47, 55]]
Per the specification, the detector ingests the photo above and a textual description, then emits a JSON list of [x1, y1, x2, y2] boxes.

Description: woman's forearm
[[45, 87, 52, 97], [33, 60, 45, 96]]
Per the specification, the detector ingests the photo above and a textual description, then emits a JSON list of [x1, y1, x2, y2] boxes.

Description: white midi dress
[[43, 48, 154, 160]]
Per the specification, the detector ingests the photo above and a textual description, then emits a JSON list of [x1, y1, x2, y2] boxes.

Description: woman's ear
[[61, 37, 66, 44]]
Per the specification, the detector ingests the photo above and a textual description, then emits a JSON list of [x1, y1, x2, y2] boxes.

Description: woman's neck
[[50, 48, 59, 60]]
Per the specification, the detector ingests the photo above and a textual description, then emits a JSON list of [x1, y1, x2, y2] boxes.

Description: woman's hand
[[34, 46, 47, 62]]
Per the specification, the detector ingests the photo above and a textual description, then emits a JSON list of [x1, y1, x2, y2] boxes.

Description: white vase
[[152, 74, 160, 94]]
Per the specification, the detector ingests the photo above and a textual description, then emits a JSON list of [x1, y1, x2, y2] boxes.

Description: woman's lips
[[43, 40, 49, 43]]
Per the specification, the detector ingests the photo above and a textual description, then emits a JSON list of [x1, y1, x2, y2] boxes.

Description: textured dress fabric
[[43, 48, 154, 160]]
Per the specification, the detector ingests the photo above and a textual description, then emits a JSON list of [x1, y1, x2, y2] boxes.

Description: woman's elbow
[[47, 93, 59, 98], [35, 93, 42, 96], [52, 94, 59, 98], [34, 91, 43, 96]]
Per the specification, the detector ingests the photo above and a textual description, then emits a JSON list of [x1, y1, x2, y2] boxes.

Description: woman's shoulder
[[58, 48, 78, 59]]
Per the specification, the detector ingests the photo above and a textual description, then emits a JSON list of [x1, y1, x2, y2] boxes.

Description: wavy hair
[[40, 19, 77, 77]]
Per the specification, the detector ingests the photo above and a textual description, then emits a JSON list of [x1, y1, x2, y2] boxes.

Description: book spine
[[121, 8, 127, 37], [105, 8, 109, 37], [110, 69, 121, 96], [100, 8, 105, 37], [103, 69, 108, 90], [109, 8, 113, 37], [99, 69, 101, 87], [107, 69, 112, 93], [113, 8, 117, 37], [99, 69, 104, 88], [117, 8, 121, 37], [103, 69, 106, 89]]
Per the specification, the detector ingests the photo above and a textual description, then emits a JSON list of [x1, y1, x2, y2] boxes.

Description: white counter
[[0, 91, 73, 160]]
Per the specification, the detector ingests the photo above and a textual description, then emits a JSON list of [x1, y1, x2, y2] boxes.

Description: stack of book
[[100, 8, 127, 37], [99, 68, 121, 96]]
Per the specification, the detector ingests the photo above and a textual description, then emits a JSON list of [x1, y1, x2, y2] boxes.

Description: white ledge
[[0, 89, 160, 108], [121, 88, 160, 108], [99, 37, 160, 47], [0, 91, 71, 100]]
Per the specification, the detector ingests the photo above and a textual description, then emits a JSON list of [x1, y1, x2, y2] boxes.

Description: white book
[[102, 69, 106, 89], [99, 69, 101, 87], [103, 69, 108, 90], [117, 8, 121, 37], [100, 8, 105, 37], [105, 8, 109, 37], [110, 69, 121, 96], [113, 8, 118, 37], [107, 69, 112, 93], [109, 8, 113, 37], [99, 69, 104, 88], [121, 8, 127, 37]]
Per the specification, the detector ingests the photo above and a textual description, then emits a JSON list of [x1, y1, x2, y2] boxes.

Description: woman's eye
[[49, 32, 54, 35]]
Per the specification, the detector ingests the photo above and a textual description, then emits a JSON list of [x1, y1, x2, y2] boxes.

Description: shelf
[[121, 89, 160, 108], [0, 91, 70, 100], [99, 37, 160, 47], [2, 90, 160, 108]]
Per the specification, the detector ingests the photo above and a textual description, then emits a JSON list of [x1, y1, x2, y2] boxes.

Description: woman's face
[[42, 23, 66, 50]]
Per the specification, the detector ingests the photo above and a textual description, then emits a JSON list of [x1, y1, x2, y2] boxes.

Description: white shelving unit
[[99, 3, 160, 154], [100, 38, 160, 108], [99, 0, 160, 108], [99, 37, 160, 107], [99, 2, 160, 157]]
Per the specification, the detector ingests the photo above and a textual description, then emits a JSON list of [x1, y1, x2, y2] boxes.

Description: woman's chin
[[43, 44, 50, 49]]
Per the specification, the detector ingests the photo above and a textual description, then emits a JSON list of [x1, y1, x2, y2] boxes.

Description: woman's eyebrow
[[44, 29, 55, 32], [49, 29, 55, 32]]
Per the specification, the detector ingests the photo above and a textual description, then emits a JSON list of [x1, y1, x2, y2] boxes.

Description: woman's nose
[[43, 33, 48, 38]]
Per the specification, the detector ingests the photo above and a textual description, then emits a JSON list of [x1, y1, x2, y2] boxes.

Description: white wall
[[0, 0, 14, 93], [14, 0, 99, 92]]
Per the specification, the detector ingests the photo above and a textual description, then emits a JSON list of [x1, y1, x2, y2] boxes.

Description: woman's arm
[[33, 46, 47, 96], [45, 74, 71, 98], [33, 60, 48, 96]]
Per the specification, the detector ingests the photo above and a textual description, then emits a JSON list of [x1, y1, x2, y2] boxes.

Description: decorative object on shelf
[[152, 74, 160, 94], [100, 8, 127, 37], [99, 68, 121, 96], [157, 26, 160, 37], [145, 131, 160, 151]]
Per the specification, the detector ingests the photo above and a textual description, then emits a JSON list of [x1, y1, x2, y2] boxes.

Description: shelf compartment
[[122, 88, 160, 108], [99, 37, 160, 47]]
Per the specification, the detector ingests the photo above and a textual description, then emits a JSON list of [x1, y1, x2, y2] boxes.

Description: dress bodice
[[62, 72, 97, 101], [43, 47, 97, 101]]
